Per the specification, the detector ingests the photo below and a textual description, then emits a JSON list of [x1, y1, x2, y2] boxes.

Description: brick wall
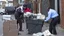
[[60, 0, 64, 28]]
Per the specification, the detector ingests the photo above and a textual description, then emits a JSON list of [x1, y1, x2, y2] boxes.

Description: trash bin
[[26, 18, 44, 34], [26, 15, 37, 29]]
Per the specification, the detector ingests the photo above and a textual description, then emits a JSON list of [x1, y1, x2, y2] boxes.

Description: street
[[0, 15, 4, 36]]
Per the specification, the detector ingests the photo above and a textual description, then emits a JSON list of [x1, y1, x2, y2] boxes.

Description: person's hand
[[44, 19, 49, 23]]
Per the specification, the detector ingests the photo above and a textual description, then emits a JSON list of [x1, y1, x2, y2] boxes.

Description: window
[[18, 0, 24, 4], [0, 2, 2, 9]]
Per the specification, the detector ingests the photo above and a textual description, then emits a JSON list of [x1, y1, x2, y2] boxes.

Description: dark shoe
[[19, 30, 24, 31], [28, 32, 32, 35], [21, 30, 24, 31], [18, 33, 21, 35], [42, 35, 44, 36], [53, 33, 57, 35], [28, 33, 31, 34]]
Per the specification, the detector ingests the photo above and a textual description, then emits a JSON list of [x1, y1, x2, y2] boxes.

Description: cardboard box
[[3, 20, 10, 34], [8, 29, 18, 36], [9, 20, 17, 30], [3, 29, 18, 36], [3, 20, 18, 36]]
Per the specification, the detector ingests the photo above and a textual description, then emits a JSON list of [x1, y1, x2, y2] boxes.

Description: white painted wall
[[59, 0, 62, 19], [55, 0, 58, 12]]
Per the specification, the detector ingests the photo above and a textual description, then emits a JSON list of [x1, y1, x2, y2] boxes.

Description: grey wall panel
[[41, 0, 49, 16], [49, 0, 55, 9]]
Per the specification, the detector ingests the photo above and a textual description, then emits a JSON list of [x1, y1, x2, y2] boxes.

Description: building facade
[[22, 0, 64, 29], [0, 0, 64, 28]]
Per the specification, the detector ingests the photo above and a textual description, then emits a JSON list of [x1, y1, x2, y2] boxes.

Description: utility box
[[3, 20, 18, 36]]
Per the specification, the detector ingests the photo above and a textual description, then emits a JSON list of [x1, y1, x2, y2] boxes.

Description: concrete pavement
[[0, 15, 64, 36], [18, 22, 64, 36]]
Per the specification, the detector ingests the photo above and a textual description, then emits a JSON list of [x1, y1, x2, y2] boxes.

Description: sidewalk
[[19, 22, 64, 36], [0, 15, 64, 36]]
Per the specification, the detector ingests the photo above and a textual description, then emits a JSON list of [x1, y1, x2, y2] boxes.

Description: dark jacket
[[15, 8, 23, 20]]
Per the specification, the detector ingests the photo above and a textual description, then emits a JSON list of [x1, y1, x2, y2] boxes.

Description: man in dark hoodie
[[15, 5, 24, 31]]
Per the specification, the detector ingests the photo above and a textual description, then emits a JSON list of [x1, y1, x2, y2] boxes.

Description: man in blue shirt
[[45, 7, 59, 35]]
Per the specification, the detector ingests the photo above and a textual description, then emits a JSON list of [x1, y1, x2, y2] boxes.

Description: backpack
[[15, 8, 24, 20], [16, 8, 21, 13]]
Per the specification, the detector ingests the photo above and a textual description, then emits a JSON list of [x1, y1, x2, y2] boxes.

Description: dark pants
[[15, 12, 24, 31], [17, 19, 22, 31], [49, 16, 58, 35]]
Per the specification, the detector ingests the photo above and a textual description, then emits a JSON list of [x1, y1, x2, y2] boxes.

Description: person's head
[[47, 6, 51, 11], [23, 4, 27, 9]]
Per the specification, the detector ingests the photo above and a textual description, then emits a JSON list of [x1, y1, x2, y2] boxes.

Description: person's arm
[[20, 6, 24, 13], [44, 11, 51, 22]]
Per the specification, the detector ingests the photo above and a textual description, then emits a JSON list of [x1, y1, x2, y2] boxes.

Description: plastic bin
[[26, 18, 44, 34]]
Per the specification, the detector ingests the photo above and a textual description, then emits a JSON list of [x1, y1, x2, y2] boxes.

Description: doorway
[[49, 0, 60, 24]]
